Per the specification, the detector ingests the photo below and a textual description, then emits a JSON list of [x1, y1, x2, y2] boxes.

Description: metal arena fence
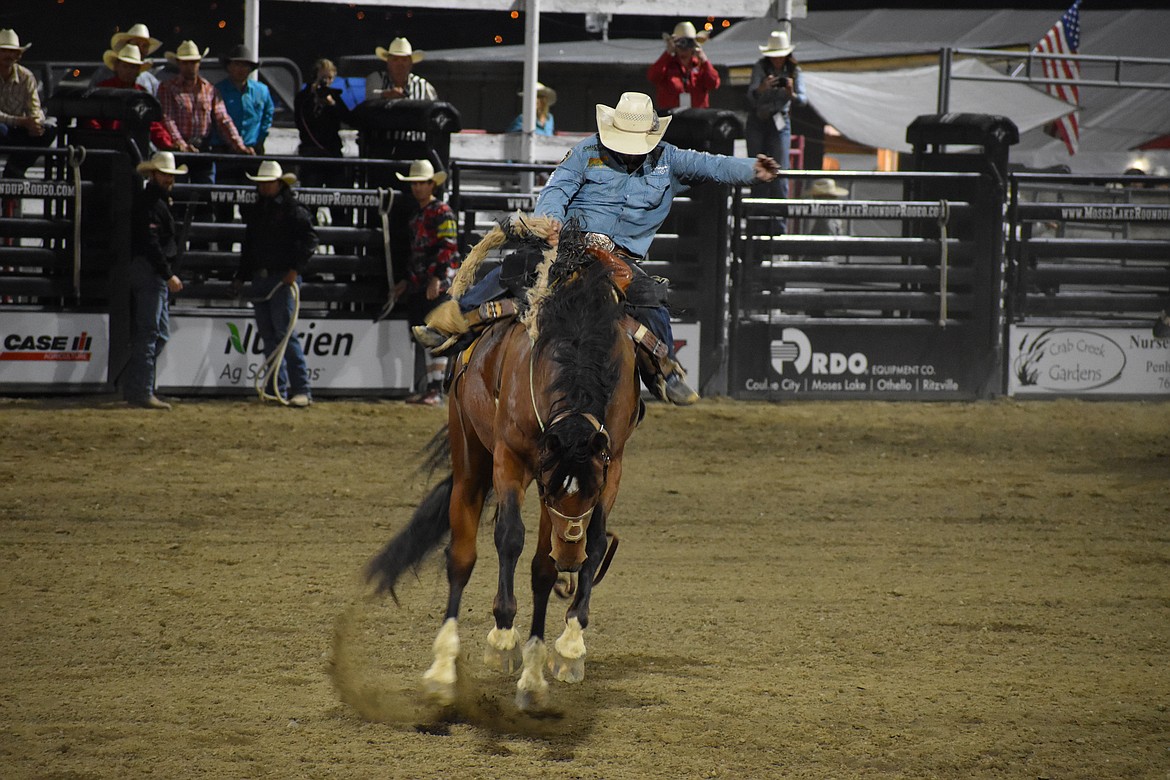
[[1, 104, 1167, 399]]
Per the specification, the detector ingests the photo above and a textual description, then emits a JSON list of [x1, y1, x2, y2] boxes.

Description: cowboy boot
[[663, 362, 699, 406]]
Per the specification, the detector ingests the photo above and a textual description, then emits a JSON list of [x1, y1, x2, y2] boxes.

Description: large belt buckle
[[585, 232, 616, 253]]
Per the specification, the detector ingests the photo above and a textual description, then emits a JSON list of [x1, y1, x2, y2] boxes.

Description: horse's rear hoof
[[548, 651, 585, 683]]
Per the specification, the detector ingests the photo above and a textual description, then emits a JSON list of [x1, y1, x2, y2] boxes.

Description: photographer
[[295, 59, 350, 175], [647, 21, 720, 111], [294, 59, 352, 224], [746, 30, 807, 201]]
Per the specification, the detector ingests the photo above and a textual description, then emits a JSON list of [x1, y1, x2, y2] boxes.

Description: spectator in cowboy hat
[[156, 39, 252, 245], [506, 81, 556, 135], [417, 91, 781, 406], [365, 37, 436, 102], [800, 177, 850, 263], [156, 40, 250, 157], [746, 30, 808, 203], [88, 44, 175, 155], [211, 45, 273, 155], [233, 161, 319, 408], [209, 44, 275, 231], [397, 159, 461, 406], [90, 22, 163, 95], [124, 151, 187, 410], [647, 21, 720, 111], [0, 28, 57, 184]]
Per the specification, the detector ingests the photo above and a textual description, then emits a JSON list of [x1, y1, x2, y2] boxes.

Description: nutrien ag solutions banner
[[157, 314, 414, 393]]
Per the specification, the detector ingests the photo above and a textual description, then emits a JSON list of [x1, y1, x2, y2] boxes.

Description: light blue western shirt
[[534, 134, 755, 257], [212, 77, 274, 149]]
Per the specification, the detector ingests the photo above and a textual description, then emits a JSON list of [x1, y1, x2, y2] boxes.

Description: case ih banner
[[0, 312, 109, 387], [156, 314, 414, 394], [1008, 325, 1170, 397], [732, 322, 982, 400]]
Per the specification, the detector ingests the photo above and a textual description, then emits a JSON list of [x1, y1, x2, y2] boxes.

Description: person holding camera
[[746, 30, 807, 200], [295, 59, 352, 224], [647, 21, 720, 111], [295, 59, 350, 161]]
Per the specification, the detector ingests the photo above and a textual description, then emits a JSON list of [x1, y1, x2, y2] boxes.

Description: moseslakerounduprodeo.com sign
[[156, 314, 413, 393], [1008, 326, 1170, 396]]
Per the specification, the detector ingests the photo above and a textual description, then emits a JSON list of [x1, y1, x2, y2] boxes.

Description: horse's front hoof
[[515, 683, 548, 711], [422, 661, 458, 706], [484, 626, 521, 673], [548, 651, 585, 684]]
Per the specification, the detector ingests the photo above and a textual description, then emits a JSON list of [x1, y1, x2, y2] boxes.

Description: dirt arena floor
[[2, 395, 1168, 779]]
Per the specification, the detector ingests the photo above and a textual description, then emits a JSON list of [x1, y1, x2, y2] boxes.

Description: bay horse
[[365, 219, 642, 710]]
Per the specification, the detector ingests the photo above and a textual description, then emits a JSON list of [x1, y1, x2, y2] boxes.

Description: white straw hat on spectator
[[396, 159, 448, 187], [102, 44, 152, 73], [596, 92, 672, 156], [664, 21, 710, 44], [376, 37, 424, 63], [247, 160, 297, 186], [136, 151, 189, 176], [515, 82, 557, 106], [0, 29, 31, 52], [806, 178, 849, 198], [165, 40, 209, 63], [111, 23, 162, 56], [759, 30, 795, 57]]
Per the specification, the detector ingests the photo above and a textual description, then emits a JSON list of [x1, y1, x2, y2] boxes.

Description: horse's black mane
[[532, 222, 625, 494]]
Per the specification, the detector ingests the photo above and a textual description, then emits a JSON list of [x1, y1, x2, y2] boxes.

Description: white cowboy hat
[[102, 44, 152, 73], [0, 29, 31, 53], [759, 30, 795, 57], [246, 160, 297, 186], [395, 159, 448, 187], [515, 82, 557, 106], [664, 21, 710, 45], [806, 178, 849, 199], [375, 37, 424, 64], [596, 92, 672, 156], [165, 40, 209, 63], [111, 23, 162, 56], [136, 151, 189, 176]]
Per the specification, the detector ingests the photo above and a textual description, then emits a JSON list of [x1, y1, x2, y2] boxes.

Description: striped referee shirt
[[364, 71, 437, 102]]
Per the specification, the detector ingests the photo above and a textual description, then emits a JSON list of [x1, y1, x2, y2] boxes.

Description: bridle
[[539, 409, 611, 545]]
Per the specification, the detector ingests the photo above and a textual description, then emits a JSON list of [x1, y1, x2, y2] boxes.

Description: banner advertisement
[[157, 314, 414, 393], [673, 321, 702, 387], [1008, 325, 1170, 397], [732, 322, 979, 400], [0, 312, 108, 387]]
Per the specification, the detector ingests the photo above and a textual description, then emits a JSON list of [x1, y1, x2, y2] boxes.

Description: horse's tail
[[365, 474, 453, 603]]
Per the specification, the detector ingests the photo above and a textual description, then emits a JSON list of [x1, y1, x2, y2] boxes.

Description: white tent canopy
[[805, 59, 1075, 153]]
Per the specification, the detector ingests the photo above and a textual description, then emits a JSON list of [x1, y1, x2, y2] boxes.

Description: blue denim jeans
[[745, 115, 791, 200], [124, 256, 170, 402], [251, 274, 311, 398]]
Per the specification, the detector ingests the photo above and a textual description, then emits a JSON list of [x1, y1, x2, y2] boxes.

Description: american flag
[[1035, 0, 1082, 155]]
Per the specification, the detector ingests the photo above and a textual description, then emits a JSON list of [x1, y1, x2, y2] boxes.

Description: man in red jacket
[[646, 21, 720, 111], [89, 43, 174, 155]]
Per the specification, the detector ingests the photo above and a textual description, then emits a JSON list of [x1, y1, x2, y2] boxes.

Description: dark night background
[[2, 1, 1154, 78]]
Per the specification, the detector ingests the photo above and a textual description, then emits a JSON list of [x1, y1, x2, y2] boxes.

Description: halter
[[538, 407, 612, 547]]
